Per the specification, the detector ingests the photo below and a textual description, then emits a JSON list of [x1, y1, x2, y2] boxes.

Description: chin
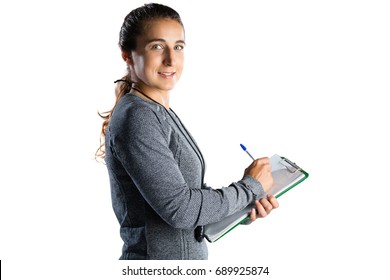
[[160, 83, 178, 91]]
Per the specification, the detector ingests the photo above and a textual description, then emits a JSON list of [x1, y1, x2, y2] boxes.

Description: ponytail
[[95, 74, 132, 161]]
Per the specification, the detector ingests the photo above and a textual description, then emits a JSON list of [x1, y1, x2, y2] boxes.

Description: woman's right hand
[[244, 157, 274, 193]]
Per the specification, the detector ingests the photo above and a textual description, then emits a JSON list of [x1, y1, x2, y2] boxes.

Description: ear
[[121, 51, 133, 65]]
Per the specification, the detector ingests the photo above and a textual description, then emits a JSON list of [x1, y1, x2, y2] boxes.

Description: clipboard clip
[[280, 157, 301, 173]]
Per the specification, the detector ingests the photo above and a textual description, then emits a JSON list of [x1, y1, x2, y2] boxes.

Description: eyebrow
[[146, 38, 186, 45]]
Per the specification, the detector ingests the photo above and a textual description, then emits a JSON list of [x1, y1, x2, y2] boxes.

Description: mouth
[[158, 71, 176, 79]]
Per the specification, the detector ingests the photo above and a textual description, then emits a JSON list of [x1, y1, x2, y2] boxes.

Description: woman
[[96, 3, 278, 260]]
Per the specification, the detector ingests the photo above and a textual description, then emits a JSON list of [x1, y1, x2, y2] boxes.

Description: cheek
[[177, 55, 185, 71], [143, 55, 162, 74]]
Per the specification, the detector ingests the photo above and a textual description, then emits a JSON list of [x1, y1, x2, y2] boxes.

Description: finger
[[259, 197, 273, 214], [267, 194, 279, 209], [259, 157, 270, 164], [255, 200, 267, 218], [249, 208, 257, 221], [254, 157, 270, 166]]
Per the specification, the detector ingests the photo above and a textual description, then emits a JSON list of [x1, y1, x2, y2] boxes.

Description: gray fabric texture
[[105, 92, 265, 260]]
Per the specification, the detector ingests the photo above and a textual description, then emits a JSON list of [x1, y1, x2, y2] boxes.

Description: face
[[127, 19, 185, 94]]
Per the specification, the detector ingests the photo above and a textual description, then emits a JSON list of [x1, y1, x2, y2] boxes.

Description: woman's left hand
[[249, 194, 279, 221]]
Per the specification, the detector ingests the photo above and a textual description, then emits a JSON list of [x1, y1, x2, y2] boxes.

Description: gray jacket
[[105, 93, 264, 260]]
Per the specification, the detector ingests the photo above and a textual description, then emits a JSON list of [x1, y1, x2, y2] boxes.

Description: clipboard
[[203, 154, 309, 242]]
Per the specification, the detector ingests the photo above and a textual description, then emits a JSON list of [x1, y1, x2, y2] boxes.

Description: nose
[[163, 48, 175, 66]]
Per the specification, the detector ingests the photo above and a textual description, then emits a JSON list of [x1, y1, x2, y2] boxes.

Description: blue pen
[[240, 144, 256, 161]]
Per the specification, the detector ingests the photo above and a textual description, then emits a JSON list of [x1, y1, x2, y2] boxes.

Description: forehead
[[139, 18, 185, 44]]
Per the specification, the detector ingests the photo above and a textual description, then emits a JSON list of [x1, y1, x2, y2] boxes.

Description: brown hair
[[95, 3, 183, 160]]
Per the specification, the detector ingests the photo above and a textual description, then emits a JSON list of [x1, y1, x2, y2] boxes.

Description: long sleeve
[[108, 97, 265, 230]]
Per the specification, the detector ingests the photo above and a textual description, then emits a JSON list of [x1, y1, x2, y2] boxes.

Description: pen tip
[[240, 144, 246, 151]]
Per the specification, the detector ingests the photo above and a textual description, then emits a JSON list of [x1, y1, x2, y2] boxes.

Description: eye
[[174, 44, 184, 51], [151, 44, 163, 50]]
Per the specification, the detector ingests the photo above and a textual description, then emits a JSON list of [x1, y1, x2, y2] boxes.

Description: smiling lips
[[158, 71, 176, 79]]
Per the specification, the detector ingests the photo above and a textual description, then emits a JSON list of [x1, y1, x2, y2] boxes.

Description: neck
[[130, 85, 170, 110]]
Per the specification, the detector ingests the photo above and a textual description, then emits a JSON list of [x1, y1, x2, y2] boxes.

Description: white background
[[0, 0, 389, 279]]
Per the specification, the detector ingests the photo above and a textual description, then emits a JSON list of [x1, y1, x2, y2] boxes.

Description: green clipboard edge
[[207, 157, 309, 242]]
